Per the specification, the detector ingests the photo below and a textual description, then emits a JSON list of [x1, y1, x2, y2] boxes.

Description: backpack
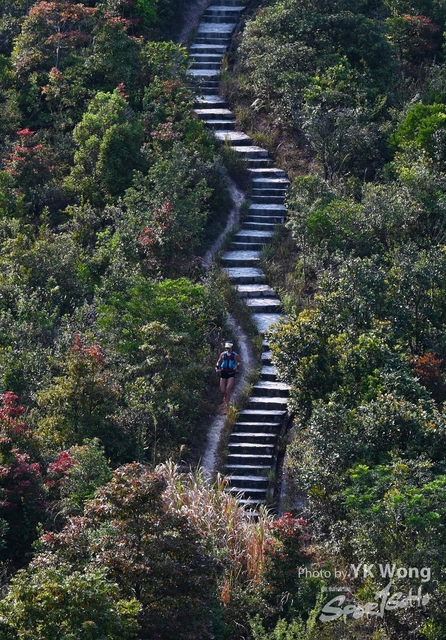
[[221, 351, 237, 370]]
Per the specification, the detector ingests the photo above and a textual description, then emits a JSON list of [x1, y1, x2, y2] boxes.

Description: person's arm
[[235, 353, 242, 369], [215, 353, 223, 370]]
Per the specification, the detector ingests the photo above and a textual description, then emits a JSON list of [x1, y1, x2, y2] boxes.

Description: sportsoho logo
[[297, 564, 431, 623]]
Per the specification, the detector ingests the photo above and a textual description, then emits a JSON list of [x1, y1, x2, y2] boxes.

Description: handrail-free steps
[[190, 0, 291, 514]]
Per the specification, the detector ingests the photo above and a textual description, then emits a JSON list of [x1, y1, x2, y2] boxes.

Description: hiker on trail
[[215, 341, 242, 413]]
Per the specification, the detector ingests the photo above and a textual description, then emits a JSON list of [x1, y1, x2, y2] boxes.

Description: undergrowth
[[220, 142, 251, 191], [259, 225, 309, 314]]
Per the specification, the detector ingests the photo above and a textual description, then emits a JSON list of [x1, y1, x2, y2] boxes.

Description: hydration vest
[[221, 351, 237, 370]]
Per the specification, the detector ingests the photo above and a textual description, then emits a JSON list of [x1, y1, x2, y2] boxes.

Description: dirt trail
[[201, 182, 256, 478], [177, 0, 213, 46], [201, 313, 254, 477], [202, 180, 245, 270], [177, 3, 256, 477]]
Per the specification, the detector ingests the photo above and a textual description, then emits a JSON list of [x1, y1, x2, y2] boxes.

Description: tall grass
[[158, 461, 274, 586]]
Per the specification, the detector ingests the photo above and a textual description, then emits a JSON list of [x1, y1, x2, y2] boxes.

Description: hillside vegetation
[[0, 2, 321, 639], [230, 0, 446, 637], [1, 0, 446, 638]]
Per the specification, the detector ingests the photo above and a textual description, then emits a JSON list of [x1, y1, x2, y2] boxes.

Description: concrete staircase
[[190, 0, 290, 512]]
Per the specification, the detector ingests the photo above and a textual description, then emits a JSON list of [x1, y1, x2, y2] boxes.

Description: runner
[[215, 341, 242, 414]]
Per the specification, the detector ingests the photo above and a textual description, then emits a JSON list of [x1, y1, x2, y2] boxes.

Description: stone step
[[197, 23, 237, 35], [238, 409, 286, 423], [233, 230, 274, 243], [223, 267, 266, 283], [244, 298, 282, 313], [232, 421, 281, 433], [194, 85, 220, 95], [248, 396, 288, 411], [221, 250, 261, 267], [215, 131, 253, 145], [238, 500, 266, 520], [235, 284, 276, 297], [194, 96, 228, 108], [229, 431, 278, 444], [189, 44, 228, 54], [195, 80, 220, 88], [201, 15, 240, 24], [225, 464, 272, 476], [242, 221, 277, 232], [251, 195, 285, 205], [248, 167, 288, 179], [237, 498, 267, 508], [228, 442, 275, 455], [230, 242, 265, 251], [187, 66, 221, 76], [260, 365, 278, 381], [252, 178, 290, 189], [204, 5, 246, 15], [190, 59, 222, 69], [252, 313, 285, 334], [190, 55, 224, 64], [201, 15, 238, 29], [193, 36, 232, 45], [246, 158, 273, 169], [226, 486, 268, 499], [252, 380, 289, 397], [231, 145, 270, 158], [194, 108, 234, 119], [252, 183, 287, 192], [246, 215, 284, 224], [245, 211, 285, 220], [210, 0, 246, 5], [261, 351, 273, 366], [227, 452, 274, 466], [190, 66, 222, 76], [251, 187, 287, 197], [205, 120, 236, 130], [225, 475, 270, 488], [249, 203, 287, 215]]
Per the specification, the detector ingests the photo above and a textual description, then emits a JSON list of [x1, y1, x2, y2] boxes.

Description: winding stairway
[[189, 0, 290, 511]]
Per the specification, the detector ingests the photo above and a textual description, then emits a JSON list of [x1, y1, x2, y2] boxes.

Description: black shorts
[[220, 370, 236, 379]]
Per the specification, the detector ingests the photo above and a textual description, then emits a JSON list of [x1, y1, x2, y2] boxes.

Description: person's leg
[[220, 377, 228, 403], [225, 376, 235, 405]]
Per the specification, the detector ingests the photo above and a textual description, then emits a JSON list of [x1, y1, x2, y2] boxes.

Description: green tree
[[41, 463, 221, 640], [0, 0, 30, 56], [121, 142, 214, 277], [0, 392, 46, 567], [0, 563, 139, 640], [12, 1, 97, 74], [341, 460, 446, 638], [384, 0, 446, 24], [237, 0, 396, 126], [301, 105, 379, 182], [390, 103, 446, 166], [0, 56, 20, 142], [46, 438, 111, 517], [66, 90, 144, 205], [96, 275, 223, 460], [36, 334, 121, 455]]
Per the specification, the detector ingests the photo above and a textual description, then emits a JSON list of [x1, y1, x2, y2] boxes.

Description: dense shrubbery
[[232, 0, 446, 637], [2, 0, 446, 637], [0, 462, 317, 640], [0, 0, 233, 588], [233, 0, 446, 183]]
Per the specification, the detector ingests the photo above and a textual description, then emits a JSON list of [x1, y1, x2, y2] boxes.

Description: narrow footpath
[[188, 0, 291, 512]]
